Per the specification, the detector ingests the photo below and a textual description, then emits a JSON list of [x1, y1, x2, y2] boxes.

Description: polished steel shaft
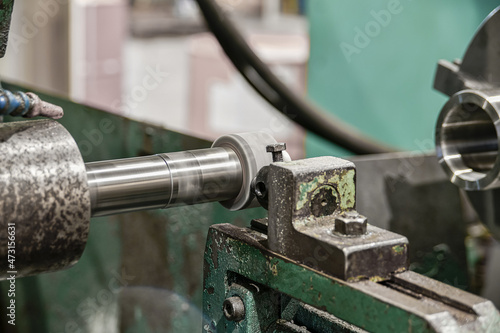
[[86, 147, 243, 217], [0, 123, 277, 279]]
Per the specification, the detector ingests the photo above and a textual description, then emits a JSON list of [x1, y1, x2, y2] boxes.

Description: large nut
[[334, 211, 367, 236]]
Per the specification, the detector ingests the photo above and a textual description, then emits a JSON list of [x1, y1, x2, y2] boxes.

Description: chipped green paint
[[203, 225, 442, 333], [369, 276, 386, 283], [347, 275, 386, 283], [297, 174, 327, 210], [204, 225, 500, 331], [393, 245, 405, 255], [296, 169, 356, 213], [269, 261, 279, 276], [328, 169, 356, 210]]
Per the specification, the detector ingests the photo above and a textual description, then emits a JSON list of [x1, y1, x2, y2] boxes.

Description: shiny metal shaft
[[86, 147, 243, 217]]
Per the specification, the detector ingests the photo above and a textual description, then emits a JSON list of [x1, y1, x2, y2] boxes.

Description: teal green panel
[[35, 218, 122, 333], [306, 0, 499, 157]]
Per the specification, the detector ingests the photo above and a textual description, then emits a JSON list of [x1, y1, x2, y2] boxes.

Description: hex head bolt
[[334, 211, 368, 236]]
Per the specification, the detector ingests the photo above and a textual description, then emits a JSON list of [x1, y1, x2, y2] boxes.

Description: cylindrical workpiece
[[0, 120, 91, 279], [86, 155, 172, 216], [0, 120, 279, 279], [158, 148, 243, 206], [86, 147, 243, 217], [436, 89, 500, 190]]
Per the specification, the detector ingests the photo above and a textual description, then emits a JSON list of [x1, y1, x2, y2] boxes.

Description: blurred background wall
[[306, 0, 500, 157], [0, 0, 308, 159], [0, 0, 498, 159]]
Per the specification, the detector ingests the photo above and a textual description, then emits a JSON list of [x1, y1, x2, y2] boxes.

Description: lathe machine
[[1, 2, 500, 333]]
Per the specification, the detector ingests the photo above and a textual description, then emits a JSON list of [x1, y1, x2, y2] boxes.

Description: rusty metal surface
[[0, 119, 90, 278], [203, 223, 500, 332], [347, 152, 500, 309], [355, 272, 500, 331], [0, 0, 14, 58], [349, 153, 472, 286], [266, 156, 408, 281]]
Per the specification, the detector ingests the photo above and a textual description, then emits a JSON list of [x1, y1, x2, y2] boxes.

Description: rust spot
[[369, 276, 386, 283], [392, 244, 405, 254], [270, 261, 278, 276]]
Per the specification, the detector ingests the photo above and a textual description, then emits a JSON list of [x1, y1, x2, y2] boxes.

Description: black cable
[[194, 0, 396, 155]]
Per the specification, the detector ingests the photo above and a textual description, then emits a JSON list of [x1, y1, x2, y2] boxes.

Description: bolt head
[[223, 296, 245, 322], [266, 143, 286, 153], [334, 211, 367, 236]]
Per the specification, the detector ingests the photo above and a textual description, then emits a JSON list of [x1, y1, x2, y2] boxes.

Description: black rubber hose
[[195, 0, 396, 155]]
